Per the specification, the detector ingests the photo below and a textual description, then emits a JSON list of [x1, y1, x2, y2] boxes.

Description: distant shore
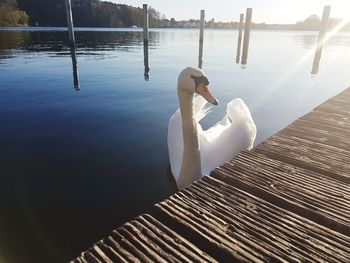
[[1, 26, 350, 33]]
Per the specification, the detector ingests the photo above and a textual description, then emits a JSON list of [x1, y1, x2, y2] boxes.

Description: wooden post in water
[[236, 13, 244, 64], [143, 4, 149, 80], [312, 5, 331, 74], [241, 8, 252, 65], [143, 4, 149, 45], [143, 43, 150, 81], [64, 0, 76, 48], [65, 0, 79, 89], [198, 10, 205, 69], [70, 46, 80, 90]]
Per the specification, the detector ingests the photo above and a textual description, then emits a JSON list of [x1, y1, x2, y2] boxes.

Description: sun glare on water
[[253, 13, 349, 108]]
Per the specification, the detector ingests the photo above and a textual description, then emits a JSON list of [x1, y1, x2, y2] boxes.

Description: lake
[[0, 27, 349, 262]]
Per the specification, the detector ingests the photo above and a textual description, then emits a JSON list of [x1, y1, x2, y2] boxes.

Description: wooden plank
[[316, 98, 350, 114], [169, 193, 296, 262], [153, 202, 254, 262], [119, 223, 170, 263], [135, 215, 217, 262], [81, 251, 101, 263], [103, 236, 140, 263], [212, 167, 350, 237], [194, 177, 350, 261], [283, 119, 350, 151], [89, 245, 113, 263], [72, 257, 87, 263], [110, 230, 154, 262], [95, 241, 129, 263], [255, 134, 350, 184], [129, 220, 187, 263], [302, 109, 350, 131], [199, 177, 350, 250], [214, 150, 350, 235]]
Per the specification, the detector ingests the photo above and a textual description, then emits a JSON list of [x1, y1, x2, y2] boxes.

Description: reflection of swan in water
[[168, 67, 257, 190]]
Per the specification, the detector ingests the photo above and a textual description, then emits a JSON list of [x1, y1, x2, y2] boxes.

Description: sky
[[111, 0, 350, 24]]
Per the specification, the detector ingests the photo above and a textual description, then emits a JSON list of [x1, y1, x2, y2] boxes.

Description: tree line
[[0, 0, 28, 26], [1, 0, 167, 27], [295, 15, 350, 31], [1, 1, 349, 31]]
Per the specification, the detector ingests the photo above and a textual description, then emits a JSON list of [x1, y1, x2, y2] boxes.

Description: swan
[[168, 66, 257, 189]]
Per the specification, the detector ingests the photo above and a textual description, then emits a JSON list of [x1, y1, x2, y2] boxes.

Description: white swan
[[168, 66, 257, 189]]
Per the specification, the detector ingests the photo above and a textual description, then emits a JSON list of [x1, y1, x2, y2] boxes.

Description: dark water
[[0, 28, 349, 262]]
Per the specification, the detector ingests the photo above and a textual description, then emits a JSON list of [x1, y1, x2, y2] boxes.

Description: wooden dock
[[73, 87, 350, 263]]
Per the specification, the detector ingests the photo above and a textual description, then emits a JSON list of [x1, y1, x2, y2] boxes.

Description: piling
[[65, 0, 79, 89], [143, 44, 150, 81], [143, 4, 149, 45], [64, 0, 76, 48], [70, 46, 80, 90], [312, 5, 331, 74], [198, 10, 205, 69], [241, 8, 253, 65], [236, 13, 244, 64]]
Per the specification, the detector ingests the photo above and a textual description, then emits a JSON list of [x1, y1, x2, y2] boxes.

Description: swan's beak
[[196, 84, 219, 105]]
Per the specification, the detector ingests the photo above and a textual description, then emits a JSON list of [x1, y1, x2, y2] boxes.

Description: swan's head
[[178, 66, 218, 105]]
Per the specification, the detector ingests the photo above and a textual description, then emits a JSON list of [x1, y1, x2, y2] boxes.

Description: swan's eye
[[203, 77, 209, 85], [191, 75, 209, 88]]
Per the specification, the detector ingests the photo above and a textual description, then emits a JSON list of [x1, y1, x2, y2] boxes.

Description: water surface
[[0, 28, 349, 262]]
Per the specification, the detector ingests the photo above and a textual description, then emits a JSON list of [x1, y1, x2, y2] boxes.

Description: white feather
[[168, 96, 256, 182]]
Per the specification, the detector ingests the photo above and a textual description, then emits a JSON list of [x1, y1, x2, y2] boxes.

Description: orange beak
[[196, 83, 219, 105]]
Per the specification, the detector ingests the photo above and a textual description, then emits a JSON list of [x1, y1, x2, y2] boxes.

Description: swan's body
[[168, 67, 256, 189]]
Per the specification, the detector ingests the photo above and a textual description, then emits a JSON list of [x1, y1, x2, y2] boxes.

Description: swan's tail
[[226, 99, 257, 149]]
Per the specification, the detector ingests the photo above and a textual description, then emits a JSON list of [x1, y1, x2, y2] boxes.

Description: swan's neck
[[177, 90, 202, 189]]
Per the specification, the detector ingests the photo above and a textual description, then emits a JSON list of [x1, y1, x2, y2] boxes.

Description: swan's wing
[[200, 98, 256, 175], [194, 95, 213, 122], [201, 116, 231, 142], [167, 109, 183, 181]]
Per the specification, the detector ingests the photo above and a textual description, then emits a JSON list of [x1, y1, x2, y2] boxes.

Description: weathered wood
[[143, 43, 150, 81], [143, 4, 149, 45], [241, 8, 253, 65], [88, 245, 113, 263], [283, 119, 350, 151], [95, 241, 129, 263], [303, 109, 350, 131], [129, 220, 185, 263], [72, 257, 87, 263], [198, 10, 205, 69], [70, 46, 80, 90], [111, 230, 154, 262], [256, 133, 350, 184], [153, 201, 250, 262], [312, 5, 331, 74], [82, 251, 101, 263], [199, 177, 350, 250], [118, 225, 168, 262], [236, 13, 244, 64], [214, 150, 350, 235], [64, 0, 76, 47], [73, 87, 350, 262], [136, 215, 217, 262], [188, 178, 350, 262], [104, 236, 140, 263]]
